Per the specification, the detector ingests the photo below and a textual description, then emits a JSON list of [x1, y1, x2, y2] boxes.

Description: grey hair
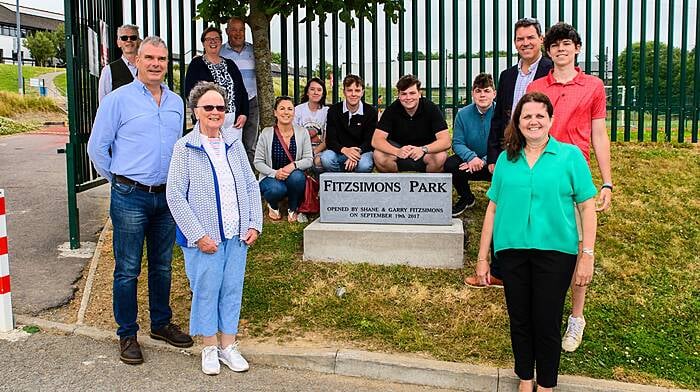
[[137, 36, 168, 56], [188, 81, 228, 109], [117, 24, 139, 35]]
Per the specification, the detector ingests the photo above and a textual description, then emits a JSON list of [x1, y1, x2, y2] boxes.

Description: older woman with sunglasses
[[254, 96, 313, 223], [166, 82, 262, 375], [184, 26, 248, 128]]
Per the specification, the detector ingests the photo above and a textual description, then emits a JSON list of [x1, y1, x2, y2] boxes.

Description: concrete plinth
[[303, 219, 464, 269]]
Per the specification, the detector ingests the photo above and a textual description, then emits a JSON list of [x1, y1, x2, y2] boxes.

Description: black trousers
[[498, 249, 577, 388], [443, 154, 492, 198]]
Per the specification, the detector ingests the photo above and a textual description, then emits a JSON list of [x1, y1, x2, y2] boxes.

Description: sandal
[[268, 206, 282, 221]]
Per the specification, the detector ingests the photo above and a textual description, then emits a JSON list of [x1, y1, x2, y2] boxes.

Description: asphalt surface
[[0, 332, 455, 392], [0, 132, 109, 314]]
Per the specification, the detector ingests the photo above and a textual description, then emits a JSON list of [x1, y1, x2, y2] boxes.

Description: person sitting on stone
[[294, 77, 329, 171], [444, 73, 497, 216], [320, 74, 378, 172], [371, 74, 450, 173], [254, 96, 313, 223]]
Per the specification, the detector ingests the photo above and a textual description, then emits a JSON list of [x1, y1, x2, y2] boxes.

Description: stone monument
[[303, 173, 464, 269]]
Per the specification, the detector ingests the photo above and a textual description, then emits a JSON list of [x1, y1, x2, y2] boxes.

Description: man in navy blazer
[[468, 18, 553, 289], [486, 18, 553, 173]]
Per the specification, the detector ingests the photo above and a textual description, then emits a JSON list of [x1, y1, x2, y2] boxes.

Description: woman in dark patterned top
[[185, 26, 249, 128]]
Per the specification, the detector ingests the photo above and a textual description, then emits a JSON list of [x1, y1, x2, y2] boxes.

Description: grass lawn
[[53, 72, 67, 95], [84, 142, 699, 389], [0, 64, 63, 93]]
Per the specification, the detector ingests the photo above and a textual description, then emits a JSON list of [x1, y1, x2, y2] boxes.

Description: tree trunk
[[248, 0, 275, 128]]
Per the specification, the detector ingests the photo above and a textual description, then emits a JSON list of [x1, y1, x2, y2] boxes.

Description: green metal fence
[[64, 0, 699, 247]]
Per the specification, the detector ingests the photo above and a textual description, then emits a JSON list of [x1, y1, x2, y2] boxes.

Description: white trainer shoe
[[562, 315, 586, 352], [201, 345, 220, 375], [296, 212, 308, 223], [219, 341, 249, 372]]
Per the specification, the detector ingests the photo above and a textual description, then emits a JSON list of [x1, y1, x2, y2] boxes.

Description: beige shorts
[[574, 203, 583, 242]]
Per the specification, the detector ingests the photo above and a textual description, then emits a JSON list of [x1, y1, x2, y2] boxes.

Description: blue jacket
[[166, 124, 263, 248], [452, 103, 495, 163]]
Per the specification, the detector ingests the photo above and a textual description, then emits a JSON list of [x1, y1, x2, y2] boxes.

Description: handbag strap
[[273, 125, 296, 165]]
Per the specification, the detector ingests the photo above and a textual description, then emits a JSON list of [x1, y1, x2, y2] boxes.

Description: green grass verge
[[0, 116, 42, 135], [0, 64, 63, 93], [53, 72, 67, 96]]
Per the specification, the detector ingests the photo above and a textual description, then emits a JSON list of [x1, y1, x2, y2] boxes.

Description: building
[[0, 2, 62, 64]]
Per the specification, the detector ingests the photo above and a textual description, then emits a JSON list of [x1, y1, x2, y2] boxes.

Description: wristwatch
[[421, 146, 429, 155]]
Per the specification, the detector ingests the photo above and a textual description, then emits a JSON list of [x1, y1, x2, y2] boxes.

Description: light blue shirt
[[220, 41, 257, 99], [511, 54, 543, 116], [87, 79, 184, 186]]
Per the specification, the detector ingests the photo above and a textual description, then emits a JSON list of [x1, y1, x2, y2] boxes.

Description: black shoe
[[119, 336, 144, 365], [150, 323, 194, 348], [452, 196, 476, 217]]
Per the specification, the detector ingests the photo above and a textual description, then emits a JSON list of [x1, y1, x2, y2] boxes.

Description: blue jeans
[[110, 182, 175, 338], [320, 150, 374, 172], [182, 238, 248, 337], [259, 169, 306, 211]]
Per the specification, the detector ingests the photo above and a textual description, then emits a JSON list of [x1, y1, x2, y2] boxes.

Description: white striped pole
[[0, 189, 14, 332]]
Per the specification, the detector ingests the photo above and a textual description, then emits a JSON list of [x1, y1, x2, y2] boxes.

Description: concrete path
[[0, 132, 109, 314], [37, 70, 67, 112], [0, 331, 452, 392]]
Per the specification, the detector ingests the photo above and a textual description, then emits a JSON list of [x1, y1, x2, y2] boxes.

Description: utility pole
[[15, 0, 23, 95]]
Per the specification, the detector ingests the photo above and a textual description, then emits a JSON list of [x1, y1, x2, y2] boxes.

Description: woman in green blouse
[[475, 92, 597, 392]]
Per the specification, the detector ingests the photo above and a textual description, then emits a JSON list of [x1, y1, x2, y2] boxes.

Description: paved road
[[0, 132, 109, 314], [0, 332, 456, 392]]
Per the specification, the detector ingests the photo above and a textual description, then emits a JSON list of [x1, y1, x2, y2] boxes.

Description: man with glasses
[[98, 24, 140, 102], [88, 36, 193, 365], [221, 16, 259, 167], [464, 17, 553, 288]]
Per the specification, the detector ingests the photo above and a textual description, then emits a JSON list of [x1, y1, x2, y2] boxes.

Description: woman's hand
[[475, 257, 491, 286], [241, 228, 259, 245], [574, 253, 595, 286], [275, 163, 295, 180], [196, 235, 218, 254]]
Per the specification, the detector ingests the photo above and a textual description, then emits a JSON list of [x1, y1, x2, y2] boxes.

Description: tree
[[24, 31, 56, 66], [196, 0, 403, 127], [50, 24, 66, 65], [617, 41, 695, 106]]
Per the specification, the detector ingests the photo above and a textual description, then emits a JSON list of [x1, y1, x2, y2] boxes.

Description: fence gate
[[64, 0, 123, 249]]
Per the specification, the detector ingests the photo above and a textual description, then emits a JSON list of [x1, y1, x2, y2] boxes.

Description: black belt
[[114, 175, 166, 193]]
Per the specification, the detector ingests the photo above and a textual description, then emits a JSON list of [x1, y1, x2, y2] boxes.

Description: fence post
[[0, 189, 14, 332]]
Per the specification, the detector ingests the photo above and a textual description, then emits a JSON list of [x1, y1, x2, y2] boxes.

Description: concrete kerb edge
[[11, 314, 684, 392], [76, 217, 111, 325], [13, 222, 683, 392]]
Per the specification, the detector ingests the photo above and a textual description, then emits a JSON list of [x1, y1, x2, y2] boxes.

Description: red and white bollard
[[0, 189, 14, 332]]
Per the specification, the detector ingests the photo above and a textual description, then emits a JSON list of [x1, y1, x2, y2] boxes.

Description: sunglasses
[[197, 105, 226, 112], [119, 35, 139, 42]]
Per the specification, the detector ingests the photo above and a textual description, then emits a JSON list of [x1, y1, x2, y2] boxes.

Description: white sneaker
[[562, 315, 586, 352], [219, 341, 249, 372], [201, 345, 220, 375], [296, 212, 308, 223]]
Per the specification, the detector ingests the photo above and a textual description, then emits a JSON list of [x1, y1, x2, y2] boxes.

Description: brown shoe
[[464, 274, 504, 288], [119, 336, 144, 365], [150, 323, 194, 348]]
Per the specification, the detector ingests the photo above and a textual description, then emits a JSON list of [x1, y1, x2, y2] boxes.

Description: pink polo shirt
[[527, 67, 606, 162]]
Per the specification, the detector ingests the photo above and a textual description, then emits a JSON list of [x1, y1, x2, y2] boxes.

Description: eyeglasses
[[197, 105, 226, 112], [119, 35, 139, 42], [203, 37, 222, 43]]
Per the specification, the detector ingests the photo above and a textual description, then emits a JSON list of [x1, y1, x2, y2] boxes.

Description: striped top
[[220, 41, 257, 100]]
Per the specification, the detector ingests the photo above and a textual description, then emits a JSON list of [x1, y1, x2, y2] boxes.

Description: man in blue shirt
[[88, 36, 193, 365], [444, 73, 496, 216], [221, 17, 259, 167]]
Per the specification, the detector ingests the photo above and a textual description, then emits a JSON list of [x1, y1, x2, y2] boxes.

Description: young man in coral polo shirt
[[527, 22, 613, 353]]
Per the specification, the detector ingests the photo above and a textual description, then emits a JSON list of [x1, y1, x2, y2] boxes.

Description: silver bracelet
[[582, 247, 594, 256]]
